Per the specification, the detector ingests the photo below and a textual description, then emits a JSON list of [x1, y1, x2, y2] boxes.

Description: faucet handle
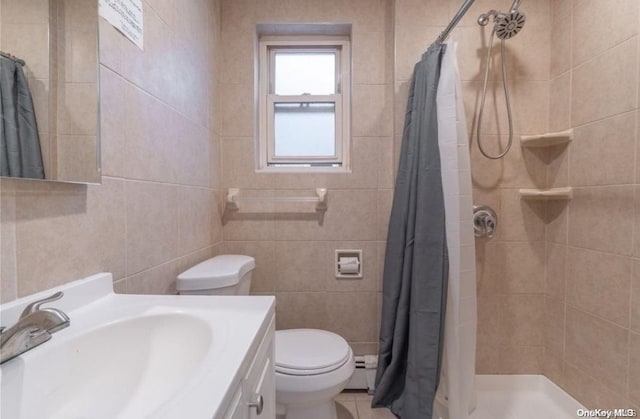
[[20, 291, 64, 320]]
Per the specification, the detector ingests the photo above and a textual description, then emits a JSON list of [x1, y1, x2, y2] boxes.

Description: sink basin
[[3, 313, 212, 418], [0, 273, 275, 419]]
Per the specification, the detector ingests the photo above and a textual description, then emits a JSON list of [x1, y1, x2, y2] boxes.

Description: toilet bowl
[[275, 329, 355, 419], [177, 256, 355, 419]]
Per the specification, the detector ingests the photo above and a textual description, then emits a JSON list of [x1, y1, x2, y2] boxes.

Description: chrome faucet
[[0, 291, 70, 364]]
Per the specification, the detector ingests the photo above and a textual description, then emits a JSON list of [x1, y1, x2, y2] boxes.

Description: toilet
[[177, 255, 356, 419]]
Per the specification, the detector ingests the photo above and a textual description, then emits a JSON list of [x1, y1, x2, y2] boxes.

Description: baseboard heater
[[344, 355, 378, 393]]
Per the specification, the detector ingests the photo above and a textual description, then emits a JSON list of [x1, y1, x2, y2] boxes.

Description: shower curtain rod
[[0, 51, 25, 66], [436, 0, 476, 44]]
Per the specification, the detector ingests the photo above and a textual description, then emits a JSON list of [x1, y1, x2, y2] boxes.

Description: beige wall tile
[[220, 30, 254, 86], [546, 145, 569, 188], [572, 0, 639, 67], [125, 180, 180, 276], [377, 189, 393, 242], [497, 189, 545, 241], [55, 135, 100, 183], [352, 84, 393, 137], [501, 294, 544, 346], [635, 186, 640, 258], [543, 349, 565, 387], [572, 38, 638, 126], [570, 112, 636, 186], [545, 201, 568, 244], [1, 23, 49, 79], [14, 178, 126, 295], [179, 186, 212, 255], [396, 0, 450, 27], [58, 83, 99, 136], [565, 307, 629, 392], [550, 0, 571, 20], [567, 247, 632, 327], [632, 260, 640, 333], [173, 114, 210, 187], [121, 6, 175, 107], [223, 199, 276, 241], [274, 241, 328, 292], [221, 138, 274, 189], [99, 66, 125, 177], [125, 259, 180, 295], [1, 0, 49, 24], [353, 31, 389, 85], [545, 242, 566, 298], [549, 73, 571, 132], [563, 362, 631, 410], [476, 294, 501, 373], [225, 241, 277, 292], [630, 331, 640, 406], [0, 185, 17, 303], [275, 292, 328, 331], [274, 189, 377, 241], [124, 84, 178, 183], [550, 10, 571, 77], [98, 18, 125, 75], [568, 186, 635, 255], [498, 345, 543, 374], [507, 22, 550, 82], [220, 82, 254, 137], [544, 296, 565, 358], [475, 240, 502, 296], [378, 138, 395, 188], [325, 291, 378, 342], [146, 0, 174, 26], [502, 241, 545, 294]]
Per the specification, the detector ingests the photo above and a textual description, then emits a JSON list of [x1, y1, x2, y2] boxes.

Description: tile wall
[[219, 0, 394, 355], [0, 0, 223, 301], [542, 0, 640, 410]]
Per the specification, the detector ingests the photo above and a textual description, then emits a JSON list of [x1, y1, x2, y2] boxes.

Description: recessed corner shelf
[[520, 129, 573, 148], [519, 187, 573, 201]]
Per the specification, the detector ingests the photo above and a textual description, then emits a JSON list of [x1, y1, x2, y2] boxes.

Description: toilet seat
[[276, 329, 351, 376]]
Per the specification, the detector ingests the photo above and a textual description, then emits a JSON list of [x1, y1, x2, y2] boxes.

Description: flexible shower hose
[[476, 27, 513, 159]]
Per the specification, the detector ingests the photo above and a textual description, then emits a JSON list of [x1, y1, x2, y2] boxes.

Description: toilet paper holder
[[335, 250, 363, 278]]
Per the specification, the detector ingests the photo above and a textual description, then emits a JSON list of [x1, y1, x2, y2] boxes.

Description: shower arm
[[436, 0, 476, 44]]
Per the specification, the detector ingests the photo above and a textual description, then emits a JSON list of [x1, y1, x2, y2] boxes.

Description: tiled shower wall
[[542, 0, 640, 410], [219, 0, 394, 355], [0, 0, 223, 302], [394, 0, 551, 373]]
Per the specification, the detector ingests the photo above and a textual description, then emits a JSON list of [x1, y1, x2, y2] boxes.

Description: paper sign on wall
[[99, 0, 144, 50]]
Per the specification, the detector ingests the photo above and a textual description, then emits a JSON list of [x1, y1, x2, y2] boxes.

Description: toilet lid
[[275, 329, 351, 376]]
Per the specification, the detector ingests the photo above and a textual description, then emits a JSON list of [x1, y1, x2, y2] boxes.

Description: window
[[258, 36, 350, 170]]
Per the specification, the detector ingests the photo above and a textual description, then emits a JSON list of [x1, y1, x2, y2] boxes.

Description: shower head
[[494, 11, 526, 39], [477, 0, 526, 39]]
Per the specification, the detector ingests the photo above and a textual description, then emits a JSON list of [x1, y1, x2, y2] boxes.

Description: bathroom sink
[[0, 273, 275, 419], [2, 312, 212, 418]]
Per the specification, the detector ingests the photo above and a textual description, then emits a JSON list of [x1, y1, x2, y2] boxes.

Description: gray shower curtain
[[372, 43, 448, 419], [0, 55, 45, 179]]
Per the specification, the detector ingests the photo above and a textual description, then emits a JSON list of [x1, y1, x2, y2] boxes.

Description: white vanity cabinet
[[223, 315, 276, 419]]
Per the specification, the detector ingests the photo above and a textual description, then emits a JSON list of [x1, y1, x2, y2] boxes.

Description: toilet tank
[[176, 255, 255, 296]]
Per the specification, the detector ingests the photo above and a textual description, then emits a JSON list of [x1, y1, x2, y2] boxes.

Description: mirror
[[0, 0, 100, 184]]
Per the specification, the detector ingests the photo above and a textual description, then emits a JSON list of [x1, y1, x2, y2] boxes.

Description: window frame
[[258, 36, 351, 171]]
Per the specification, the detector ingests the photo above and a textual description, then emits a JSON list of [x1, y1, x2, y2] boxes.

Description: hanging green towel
[[0, 55, 45, 179]]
